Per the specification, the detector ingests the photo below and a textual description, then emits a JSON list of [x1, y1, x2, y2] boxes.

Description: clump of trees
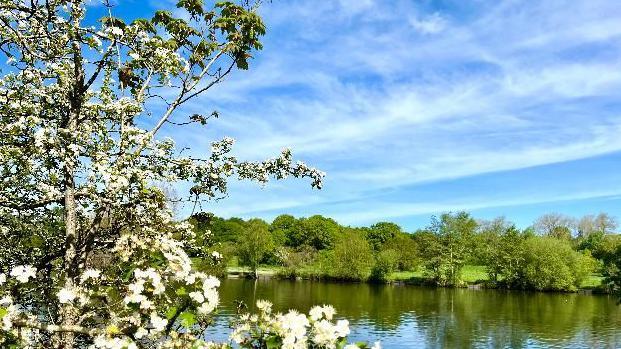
[[199, 210, 621, 293]]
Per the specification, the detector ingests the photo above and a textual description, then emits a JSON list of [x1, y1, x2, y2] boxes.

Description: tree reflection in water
[[204, 278, 621, 348]]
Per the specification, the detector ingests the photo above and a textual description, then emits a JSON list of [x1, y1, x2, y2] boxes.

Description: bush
[[522, 237, 594, 291], [370, 249, 400, 283], [325, 232, 374, 281], [277, 245, 318, 278], [381, 233, 419, 271]]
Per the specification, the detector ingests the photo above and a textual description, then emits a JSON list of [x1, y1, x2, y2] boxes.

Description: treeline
[[187, 211, 621, 292]]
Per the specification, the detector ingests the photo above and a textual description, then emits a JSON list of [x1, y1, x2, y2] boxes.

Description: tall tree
[[0, 1, 330, 348], [366, 222, 402, 251], [237, 218, 273, 278], [533, 213, 575, 239], [424, 212, 477, 286]]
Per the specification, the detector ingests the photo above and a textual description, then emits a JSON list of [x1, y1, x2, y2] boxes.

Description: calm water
[[205, 278, 621, 348]]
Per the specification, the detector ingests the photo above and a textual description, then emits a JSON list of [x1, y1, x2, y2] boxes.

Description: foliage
[[277, 245, 318, 279], [231, 301, 380, 349], [380, 233, 419, 271], [522, 237, 594, 291], [325, 232, 374, 281], [370, 249, 400, 283], [285, 215, 341, 250], [421, 212, 477, 287], [237, 219, 273, 277], [481, 226, 528, 286], [365, 222, 402, 251], [0, 1, 350, 348], [601, 243, 621, 296]]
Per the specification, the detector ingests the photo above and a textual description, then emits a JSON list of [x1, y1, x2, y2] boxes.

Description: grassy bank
[[226, 264, 605, 291]]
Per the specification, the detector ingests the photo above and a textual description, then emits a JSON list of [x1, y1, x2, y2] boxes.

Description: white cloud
[[409, 13, 447, 34], [158, 0, 621, 225]]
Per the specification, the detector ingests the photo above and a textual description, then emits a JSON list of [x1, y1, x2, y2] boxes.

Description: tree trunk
[[54, 3, 85, 347]]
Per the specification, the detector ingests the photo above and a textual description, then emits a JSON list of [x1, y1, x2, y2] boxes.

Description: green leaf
[[265, 335, 281, 349], [0, 307, 8, 319], [165, 306, 178, 319], [178, 311, 196, 328], [100, 16, 126, 29]]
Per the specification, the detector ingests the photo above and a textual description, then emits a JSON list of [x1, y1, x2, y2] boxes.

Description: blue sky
[[101, 0, 621, 231]]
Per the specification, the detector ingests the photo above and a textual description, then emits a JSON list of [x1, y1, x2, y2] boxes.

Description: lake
[[205, 278, 621, 348]]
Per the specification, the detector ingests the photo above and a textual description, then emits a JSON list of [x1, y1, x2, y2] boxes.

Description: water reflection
[[205, 278, 621, 348]]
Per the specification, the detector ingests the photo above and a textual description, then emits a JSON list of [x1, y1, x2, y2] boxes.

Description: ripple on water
[[204, 279, 621, 348]]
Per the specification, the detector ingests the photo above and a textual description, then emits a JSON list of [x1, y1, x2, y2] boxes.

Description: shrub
[[325, 232, 374, 281], [370, 249, 400, 283], [381, 233, 419, 271], [277, 245, 318, 278], [522, 237, 594, 291]]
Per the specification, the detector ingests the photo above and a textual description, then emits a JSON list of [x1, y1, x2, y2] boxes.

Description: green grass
[[580, 274, 604, 289], [390, 265, 488, 283], [227, 265, 283, 276], [226, 264, 605, 290]]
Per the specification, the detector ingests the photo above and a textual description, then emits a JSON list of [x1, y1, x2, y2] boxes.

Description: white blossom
[[56, 287, 78, 304], [10, 265, 36, 283], [149, 313, 167, 333]]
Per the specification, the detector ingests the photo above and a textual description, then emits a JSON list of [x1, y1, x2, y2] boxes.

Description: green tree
[[287, 215, 340, 250], [370, 249, 400, 283], [483, 225, 528, 286], [522, 237, 594, 291], [366, 222, 402, 251], [601, 244, 621, 296], [210, 217, 247, 243], [326, 231, 374, 281], [270, 214, 297, 247], [423, 212, 477, 286], [237, 218, 273, 278], [381, 232, 419, 271], [0, 1, 327, 347]]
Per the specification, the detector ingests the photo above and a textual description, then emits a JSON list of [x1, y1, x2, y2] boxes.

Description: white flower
[[322, 305, 336, 320], [203, 288, 219, 308], [197, 302, 216, 315], [309, 306, 323, 321], [129, 52, 140, 60], [134, 327, 148, 339], [344, 345, 360, 349], [128, 281, 144, 295], [211, 251, 222, 260], [335, 319, 350, 338], [139, 299, 153, 310], [150, 313, 167, 333], [109, 26, 123, 37], [203, 276, 220, 291], [256, 300, 272, 312], [124, 293, 146, 305], [371, 341, 381, 349], [80, 269, 101, 282], [309, 305, 336, 321], [10, 265, 36, 283], [0, 273, 6, 285], [56, 287, 77, 304], [189, 291, 204, 303], [0, 296, 12, 307]]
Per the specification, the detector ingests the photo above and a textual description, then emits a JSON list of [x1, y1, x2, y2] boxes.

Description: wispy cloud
[[151, 0, 621, 228]]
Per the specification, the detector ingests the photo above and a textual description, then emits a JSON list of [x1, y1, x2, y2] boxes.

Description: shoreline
[[226, 267, 609, 295]]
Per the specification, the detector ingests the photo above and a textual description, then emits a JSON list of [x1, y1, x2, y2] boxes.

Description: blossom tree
[[0, 1, 377, 348]]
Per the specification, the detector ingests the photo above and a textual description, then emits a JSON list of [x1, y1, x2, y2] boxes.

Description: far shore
[[225, 265, 607, 294]]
